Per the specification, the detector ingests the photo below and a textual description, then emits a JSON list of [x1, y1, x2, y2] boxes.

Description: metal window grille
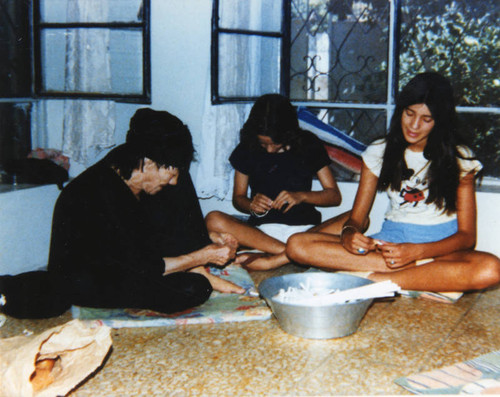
[[212, 0, 500, 178]]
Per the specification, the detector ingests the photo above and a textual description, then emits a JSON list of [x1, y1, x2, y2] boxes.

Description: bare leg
[[189, 266, 245, 294], [287, 232, 500, 292], [286, 231, 390, 272], [369, 250, 500, 292], [206, 211, 285, 254], [308, 210, 370, 234], [206, 210, 369, 272], [236, 251, 290, 271]]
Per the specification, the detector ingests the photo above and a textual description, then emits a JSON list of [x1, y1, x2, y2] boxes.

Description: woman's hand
[[376, 242, 420, 269], [250, 193, 273, 215], [272, 191, 304, 213], [340, 227, 377, 255], [163, 243, 237, 275], [209, 231, 239, 251], [202, 243, 237, 266]]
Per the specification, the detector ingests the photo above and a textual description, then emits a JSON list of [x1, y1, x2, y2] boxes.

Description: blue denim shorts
[[370, 219, 458, 244]]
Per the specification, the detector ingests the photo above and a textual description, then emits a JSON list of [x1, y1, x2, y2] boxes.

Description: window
[[212, 0, 500, 179], [0, 0, 151, 170], [211, 0, 290, 103], [33, 0, 151, 102], [0, 0, 32, 166]]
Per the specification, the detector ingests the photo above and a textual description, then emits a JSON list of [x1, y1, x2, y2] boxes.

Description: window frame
[[210, 0, 291, 104], [212, 0, 499, 120], [32, 0, 151, 104]]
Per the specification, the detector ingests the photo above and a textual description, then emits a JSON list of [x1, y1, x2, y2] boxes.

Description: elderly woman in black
[[1, 109, 243, 319]]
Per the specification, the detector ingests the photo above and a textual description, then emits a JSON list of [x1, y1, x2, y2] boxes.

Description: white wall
[[0, 185, 60, 274]]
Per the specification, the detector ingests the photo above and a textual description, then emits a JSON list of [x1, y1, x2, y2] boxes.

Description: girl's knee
[[205, 211, 226, 230], [285, 233, 308, 262], [470, 253, 500, 290], [482, 254, 500, 287]]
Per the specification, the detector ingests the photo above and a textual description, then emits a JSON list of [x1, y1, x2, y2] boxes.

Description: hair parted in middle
[[239, 93, 320, 155], [377, 72, 473, 213]]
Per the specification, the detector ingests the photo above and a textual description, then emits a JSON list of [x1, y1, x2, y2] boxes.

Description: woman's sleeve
[[229, 144, 252, 175], [361, 139, 386, 177], [457, 145, 483, 177], [305, 136, 332, 172]]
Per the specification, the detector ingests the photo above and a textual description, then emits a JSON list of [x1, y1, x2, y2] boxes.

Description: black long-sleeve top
[[48, 153, 211, 283]]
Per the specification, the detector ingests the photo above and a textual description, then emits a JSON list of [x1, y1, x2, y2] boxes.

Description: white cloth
[[257, 223, 314, 244], [362, 138, 482, 225], [195, 96, 249, 199]]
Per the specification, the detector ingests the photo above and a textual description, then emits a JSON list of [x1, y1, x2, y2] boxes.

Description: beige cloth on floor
[[0, 319, 112, 397]]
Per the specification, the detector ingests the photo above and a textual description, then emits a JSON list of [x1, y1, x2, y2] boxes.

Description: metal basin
[[259, 272, 373, 339]]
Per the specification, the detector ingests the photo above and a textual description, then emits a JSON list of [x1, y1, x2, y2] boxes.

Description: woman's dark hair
[[240, 94, 314, 153], [378, 72, 470, 213], [107, 108, 194, 180]]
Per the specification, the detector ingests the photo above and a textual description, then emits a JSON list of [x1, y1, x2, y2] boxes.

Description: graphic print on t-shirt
[[399, 161, 430, 208]]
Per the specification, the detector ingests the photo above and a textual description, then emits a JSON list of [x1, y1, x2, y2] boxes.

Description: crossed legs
[[205, 210, 354, 271], [205, 211, 288, 270], [286, 231, 500, 292]]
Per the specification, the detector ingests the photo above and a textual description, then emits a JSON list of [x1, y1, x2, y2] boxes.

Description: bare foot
[[236, 252, 287, 271], [190, 266, 245, 294], [235, 252, 269, 266], [209, 231, 239, 250]]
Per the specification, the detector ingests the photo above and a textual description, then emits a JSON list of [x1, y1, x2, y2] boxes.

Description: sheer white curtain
[[195, 0, 280, 199], [195, 2, 251, 201], [62, 0, 115, 166]]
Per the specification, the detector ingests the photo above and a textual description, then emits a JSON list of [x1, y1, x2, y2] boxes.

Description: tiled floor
[[1, 265, 499, 396]]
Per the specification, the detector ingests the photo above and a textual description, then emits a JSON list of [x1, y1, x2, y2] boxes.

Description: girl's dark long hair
[[378, 72, 471, 213], [239, 94, 317, 155]]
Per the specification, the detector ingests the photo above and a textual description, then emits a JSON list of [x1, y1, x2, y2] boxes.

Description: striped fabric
[[297, 107, 367, 155], [395, 350, 500, 394], [297, 107, 367, 174]]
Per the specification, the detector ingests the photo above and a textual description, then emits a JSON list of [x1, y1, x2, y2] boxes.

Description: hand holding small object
[[250, 194, 272, 217], [272, 190, 302, 213], [341, 225, 373, 255]]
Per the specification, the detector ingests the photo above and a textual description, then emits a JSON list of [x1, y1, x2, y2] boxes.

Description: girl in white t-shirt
[[286, 72, 500, 292]]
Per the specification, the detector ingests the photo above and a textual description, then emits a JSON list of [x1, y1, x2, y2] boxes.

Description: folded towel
[[399, 290, 463, 304]]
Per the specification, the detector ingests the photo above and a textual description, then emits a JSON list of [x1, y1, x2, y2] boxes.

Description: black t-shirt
[[229, 133, 330, 226]]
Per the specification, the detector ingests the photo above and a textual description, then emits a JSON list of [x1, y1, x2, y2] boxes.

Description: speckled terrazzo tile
[[474, 286, 500, 309], [361, 295, 474, 335], [287, 347, 411, 396], [2, 274, 498, 397], [417, 289, 500, 371], [71, 321, 281, 396], [333, 308, 466, 374], [0, 310, 73, 338], [156, 322, 350, 396]]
